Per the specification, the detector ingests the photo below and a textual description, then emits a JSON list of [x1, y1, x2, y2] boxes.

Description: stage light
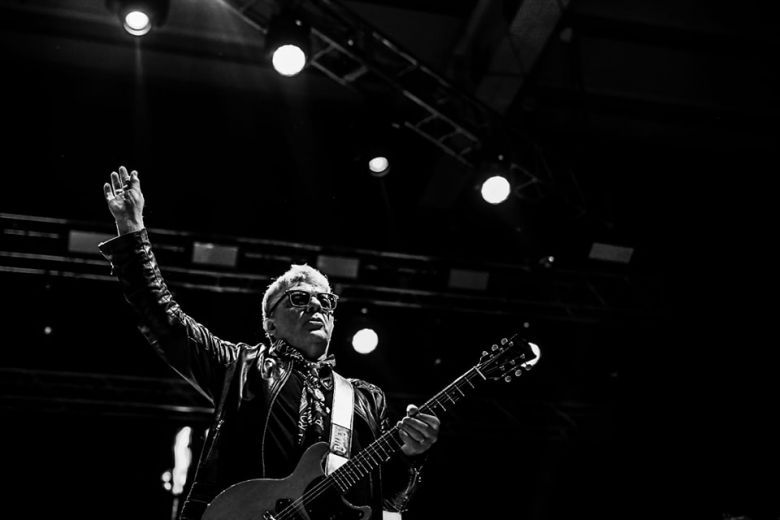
[[352, 328, 378, 354], [480, 175, 511, 204], [272, 45, 307, 76], [123, 10, 151, 35], [265, 11, 311, 77], [368, 156, 390, 177], [107, 0, 169, 37]]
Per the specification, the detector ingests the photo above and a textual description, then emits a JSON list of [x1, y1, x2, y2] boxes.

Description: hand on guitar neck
[[397, 404, 440, 457]]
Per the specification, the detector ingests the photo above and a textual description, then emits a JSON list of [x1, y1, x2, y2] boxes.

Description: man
[[99, 165, 440, 520]]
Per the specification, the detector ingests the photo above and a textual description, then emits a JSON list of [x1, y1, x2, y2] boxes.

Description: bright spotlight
[[123, 10, 151, 36], [108, 0, 169, 37], [272, 44, 307, 77], [481, 175, 511, 204], [266, 11, 311, 77], [352, 328, 378, 354], [368, 156, 390, 176]]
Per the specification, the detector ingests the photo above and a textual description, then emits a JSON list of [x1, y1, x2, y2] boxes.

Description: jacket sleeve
[[360, 382, 427, 513], [98, 229, 240, 403]]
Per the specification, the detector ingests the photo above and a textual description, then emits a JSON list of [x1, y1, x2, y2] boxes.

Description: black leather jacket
[[99, 229, 424, 520]]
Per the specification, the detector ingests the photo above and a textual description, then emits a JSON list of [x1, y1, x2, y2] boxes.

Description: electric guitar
[[202, 333, 541, 520]]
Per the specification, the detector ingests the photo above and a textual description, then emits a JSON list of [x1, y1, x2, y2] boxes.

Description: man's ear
[[264, 318, 276, 336]]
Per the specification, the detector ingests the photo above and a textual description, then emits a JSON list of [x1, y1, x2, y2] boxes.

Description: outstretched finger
[[128, 169, 140, 189], [118, 165, 131, 187], [103, 182, 115, 201], [110, 171, 123, 192]]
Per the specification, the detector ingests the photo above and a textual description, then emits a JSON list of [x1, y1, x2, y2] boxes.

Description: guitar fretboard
[[326, 366, 487, 493]]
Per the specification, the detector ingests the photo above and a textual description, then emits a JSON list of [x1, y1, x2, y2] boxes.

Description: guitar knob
[[515, 369, 522, 377], [500, 338, 507, 345], [482, 351, 488, 356], [491, 344, 498, 351]]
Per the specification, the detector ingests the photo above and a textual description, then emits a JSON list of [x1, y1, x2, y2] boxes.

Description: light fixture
[[480, 174, 511, 204], [364, 123, 402, 177], [368, 156, 390, 177], [265, 10, 311, 77], [352, 328, 378, 354], [476, 152, 513, 205], [107, 0, 169, 37]]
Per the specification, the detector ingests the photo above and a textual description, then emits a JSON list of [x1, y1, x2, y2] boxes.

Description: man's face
[[267, 281, 335, 359]]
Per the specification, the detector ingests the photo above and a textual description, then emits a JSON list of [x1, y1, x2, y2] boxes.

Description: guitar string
[[272, 370, 483, 520]]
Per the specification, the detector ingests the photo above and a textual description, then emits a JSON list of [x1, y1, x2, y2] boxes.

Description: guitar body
[[202, 442, 371, 520]]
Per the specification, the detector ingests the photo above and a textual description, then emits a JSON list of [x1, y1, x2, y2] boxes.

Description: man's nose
[[306, 295, 324, 311]]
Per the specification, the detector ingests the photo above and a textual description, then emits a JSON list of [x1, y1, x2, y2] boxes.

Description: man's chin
[[308, 329, 330, 343]]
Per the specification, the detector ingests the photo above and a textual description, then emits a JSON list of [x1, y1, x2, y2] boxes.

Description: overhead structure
[[225, 0, 518, 171], [1, 213, 648, 324]]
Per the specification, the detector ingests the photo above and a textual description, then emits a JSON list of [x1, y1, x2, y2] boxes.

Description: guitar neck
[[328, 366, 487, 492]]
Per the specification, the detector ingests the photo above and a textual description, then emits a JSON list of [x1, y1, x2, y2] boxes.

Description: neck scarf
[[270, 339, 336, 446]]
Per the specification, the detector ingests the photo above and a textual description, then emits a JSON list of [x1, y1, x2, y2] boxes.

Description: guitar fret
[[332, 473, 348, 493], [355, 457, 369, 476], [366, 450, 381, 465], [376, 443, 390, 459]]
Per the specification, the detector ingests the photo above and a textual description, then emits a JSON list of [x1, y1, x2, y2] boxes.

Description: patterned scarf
[[270, 339, 336, 446]]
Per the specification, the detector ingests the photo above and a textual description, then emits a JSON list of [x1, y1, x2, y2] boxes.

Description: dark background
[[1, 0, 777, 519]]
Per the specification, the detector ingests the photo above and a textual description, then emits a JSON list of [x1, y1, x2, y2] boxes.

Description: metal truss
[[224, 0, 521, 170], [1, 213, 650, 324]]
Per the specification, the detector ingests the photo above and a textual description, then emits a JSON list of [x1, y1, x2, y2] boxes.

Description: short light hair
[[261, 264, 332, 329]]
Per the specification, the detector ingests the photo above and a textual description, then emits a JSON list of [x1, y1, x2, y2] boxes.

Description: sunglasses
[[268, 289, 339, 314]]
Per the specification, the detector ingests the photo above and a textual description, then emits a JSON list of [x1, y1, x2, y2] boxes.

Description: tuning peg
[[482, 351, 488, 357], [508, 341, 514, 347], [500, 338, 507, 345], [491, 344, 499, 351], [509, 359, 516, 365]]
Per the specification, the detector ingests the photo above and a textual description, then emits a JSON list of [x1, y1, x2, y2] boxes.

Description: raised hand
[[103, 165, 145, 235]]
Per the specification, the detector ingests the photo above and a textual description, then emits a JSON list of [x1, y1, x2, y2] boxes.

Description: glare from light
[[161, 470, 172, 492], [368, 156, 389, 175], [272, 44, 307, 76], [480, 175, 511, 204], [352, 328, 378, 354], [123, 10, 152, 36], [172, 426, 192, 496]]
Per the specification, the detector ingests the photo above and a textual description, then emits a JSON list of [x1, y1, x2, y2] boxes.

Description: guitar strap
[[325, 371, 354, 475]]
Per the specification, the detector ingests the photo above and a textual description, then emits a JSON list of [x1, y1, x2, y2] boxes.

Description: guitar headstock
[[477, 333, 541, 382]]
